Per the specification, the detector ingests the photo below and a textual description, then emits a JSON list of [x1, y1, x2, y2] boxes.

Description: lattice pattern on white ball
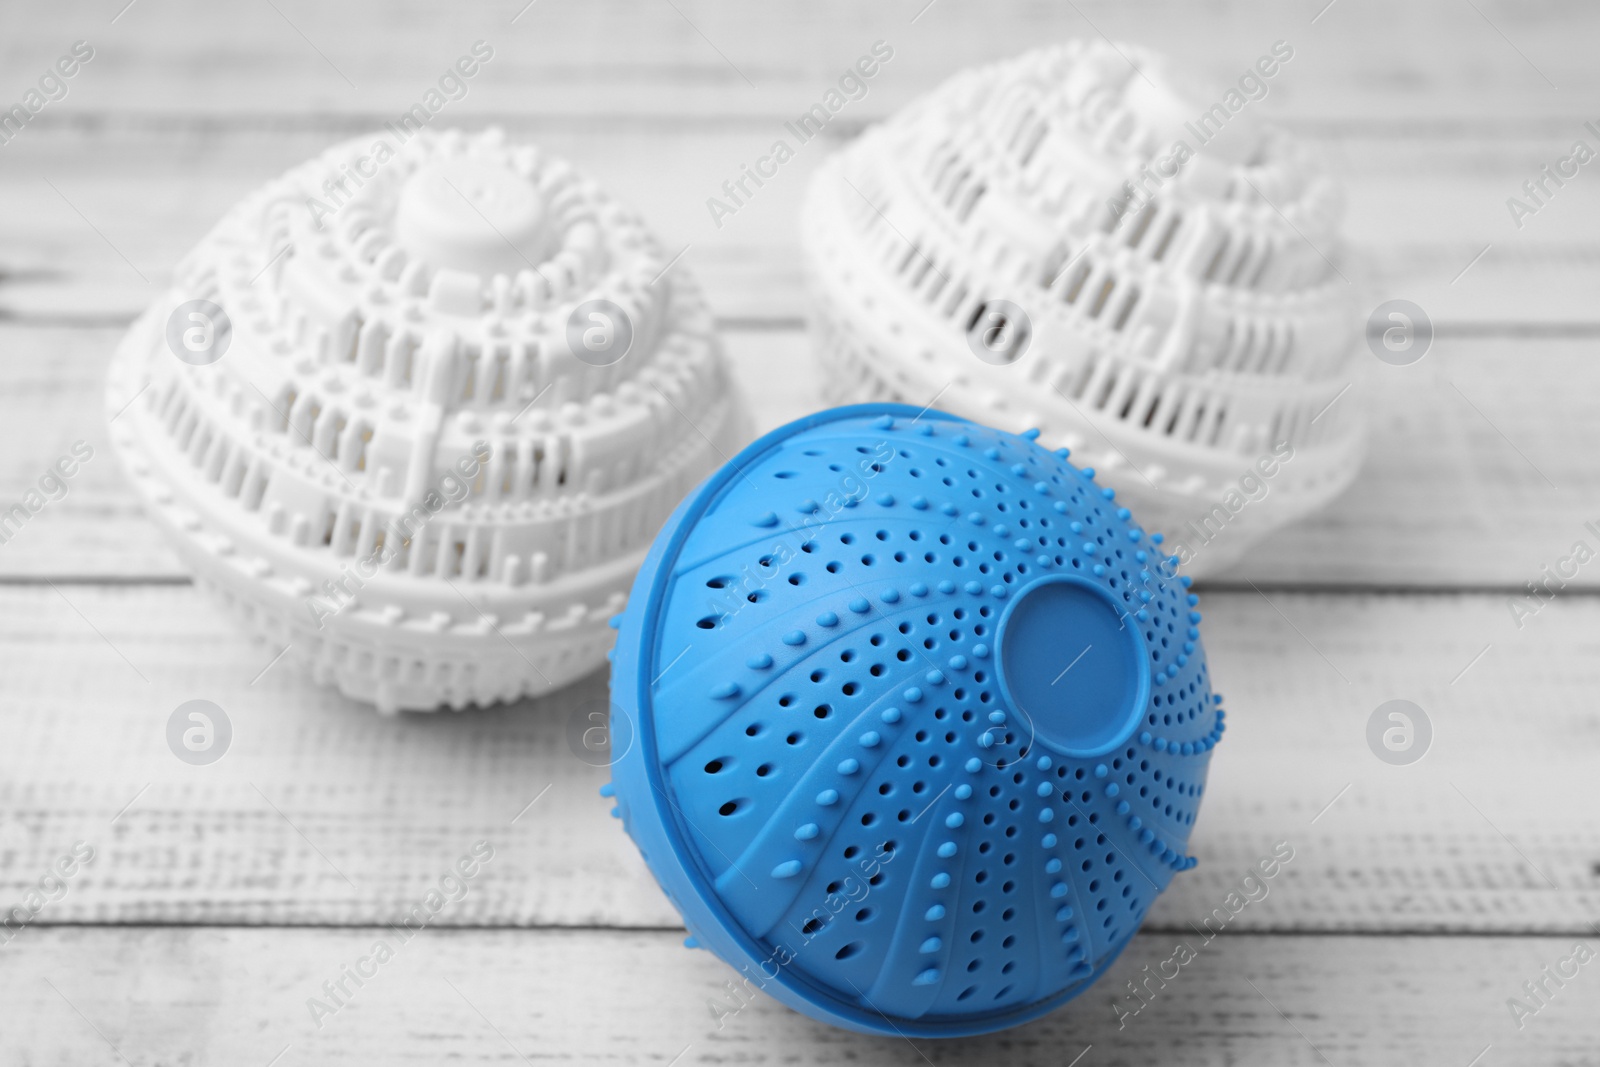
[[107, 127, 748, 713], [801, 41, 1364, 575]]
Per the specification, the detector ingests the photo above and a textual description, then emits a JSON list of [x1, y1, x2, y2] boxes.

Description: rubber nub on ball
[[394, 159, 557, 277]]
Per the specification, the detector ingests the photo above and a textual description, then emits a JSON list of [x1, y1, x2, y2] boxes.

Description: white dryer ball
[[108, 127, 749, 713], [801, 41, 1364, 576]]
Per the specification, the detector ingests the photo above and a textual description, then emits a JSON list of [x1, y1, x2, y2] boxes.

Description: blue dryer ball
[[605, 404, 1224, 1037]]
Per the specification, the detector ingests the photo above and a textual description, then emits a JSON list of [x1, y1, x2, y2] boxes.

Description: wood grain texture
[[4, 0, 1595, 124], [2, 586, 1595, 932], [3, 927, 1596, 1066], [2, 1, 1596, 1058], [3, 0, 1593, 331], [0, 323, 1594, 588]]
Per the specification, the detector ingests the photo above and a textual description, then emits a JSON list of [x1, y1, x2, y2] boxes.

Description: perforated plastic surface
[[800, 41, 1365, 575], [606, 403, 1223, 1036], [106, 127, 748, 712]]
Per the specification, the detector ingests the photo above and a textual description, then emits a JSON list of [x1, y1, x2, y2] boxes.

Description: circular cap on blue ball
[[607, 404, 1223, 1036]]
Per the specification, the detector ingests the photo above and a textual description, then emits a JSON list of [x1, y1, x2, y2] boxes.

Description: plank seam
[[5, 576, 1600, 597], [11, 921, 1598, 939], [6, 312, 1600, 339]]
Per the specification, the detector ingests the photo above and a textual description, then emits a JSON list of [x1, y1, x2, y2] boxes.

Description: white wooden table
[[2, 2, 1597, 1063]]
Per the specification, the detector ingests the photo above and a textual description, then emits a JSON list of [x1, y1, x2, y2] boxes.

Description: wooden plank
[[1, 323, 1595, 588], [1, 6, 1589, 1061], [1, 927, 1595, 1065], [1, 586, 1595, 932], [4, 0, 1596, 124], [5, 124, 1600, 326]]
